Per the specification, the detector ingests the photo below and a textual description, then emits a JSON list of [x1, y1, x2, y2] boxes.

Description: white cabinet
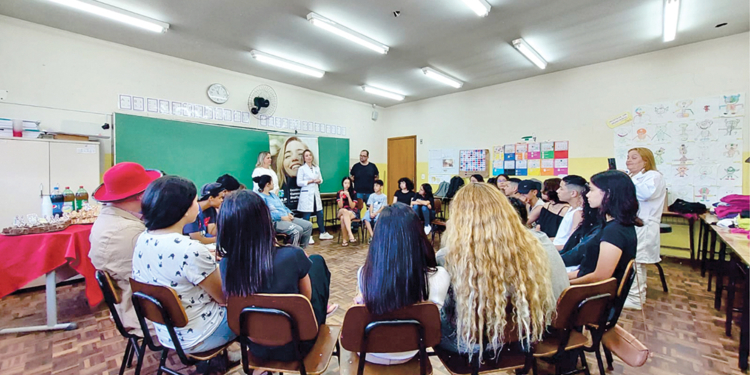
[[0, 138, 100, 227]]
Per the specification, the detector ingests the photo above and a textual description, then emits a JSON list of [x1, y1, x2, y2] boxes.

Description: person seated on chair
[[216, 173, 243, 193], [437, 183, 555, 361], [182, 182, 226, 245], [517, 180, 544, 213], [392, 177, 416, 205], [559, 192, 603, 271], [503, 177, 524, 200], [363, 180, 387, 241], [218, 190, 335, 364], [352, 202, 450, 365], [551, 175, 587, 250], [495, 174, 510, 193], [527, 178, 569, 237], [132, 175, 237, 354], [337, 177, 359, 247], [411, 183, 436, 235], [507, 197, 570, 300], [89, 162, 161, 336], [255, 175, 312, 249], [469, 174, 484, 183], [569, 170, 640, 287]]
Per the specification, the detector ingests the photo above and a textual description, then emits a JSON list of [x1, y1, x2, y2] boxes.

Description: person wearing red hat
[[88, 162, 161, 335]]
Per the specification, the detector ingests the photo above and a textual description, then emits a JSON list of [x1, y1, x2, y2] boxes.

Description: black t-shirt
[[182, 206, 216, 236], [350, 163, 379, 194], [577, 220, 636, 285], [220, 245, 311, 294], [394, 190, 416, 205], [412, 193, 434, 208]]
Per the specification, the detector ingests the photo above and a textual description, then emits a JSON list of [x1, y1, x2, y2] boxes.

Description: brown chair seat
[[433, 345, 527, 375], [533, 331, 591, 357], [242, 324, 341, 375], [340, 348, 432, 375], [185, 341, 236, 361]]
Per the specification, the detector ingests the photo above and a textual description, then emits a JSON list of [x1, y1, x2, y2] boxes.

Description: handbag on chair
[[601, 324, 650, 367]]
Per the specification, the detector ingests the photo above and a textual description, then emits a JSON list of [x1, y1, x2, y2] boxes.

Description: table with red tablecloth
[[0, 224, 102, 308]]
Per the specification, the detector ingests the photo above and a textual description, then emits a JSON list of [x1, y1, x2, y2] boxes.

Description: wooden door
[[387, 136, 416, 202]]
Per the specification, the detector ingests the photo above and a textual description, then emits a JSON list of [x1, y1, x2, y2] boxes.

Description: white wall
[[382, 32, 750, 161], [0, 16, 381, 165]]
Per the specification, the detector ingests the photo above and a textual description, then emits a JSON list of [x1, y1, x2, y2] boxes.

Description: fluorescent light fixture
[[663, 0, 680, 42], [421, 67, 463, 88], [361, 85, 405, 101], [250, 50, 325, 78], [307, 12, 389, 54], [47, 0, 168, 33], [461, 0, 491, 17], [512, 38, 547, 69]]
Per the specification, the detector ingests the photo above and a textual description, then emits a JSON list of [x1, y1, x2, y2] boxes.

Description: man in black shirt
[[350, 150, 379, 203]]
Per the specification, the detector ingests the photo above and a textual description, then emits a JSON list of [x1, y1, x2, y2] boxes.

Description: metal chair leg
[[603, 345, 614, 371], [595, 347, 607, 375], [119, 339, 133, 375], [655, 263, 668, 293]]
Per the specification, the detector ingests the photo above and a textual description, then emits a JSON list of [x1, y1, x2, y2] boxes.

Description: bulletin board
[[459, 149, 490, 178], [493, 141, 569, 176], [613, 93, 744, 205]]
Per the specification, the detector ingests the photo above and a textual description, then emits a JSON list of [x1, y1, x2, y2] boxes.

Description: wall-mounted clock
[[207, 83, 229, 104]]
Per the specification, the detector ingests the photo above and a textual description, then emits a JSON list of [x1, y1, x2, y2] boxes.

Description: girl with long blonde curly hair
[[440, 183, 556, 359]]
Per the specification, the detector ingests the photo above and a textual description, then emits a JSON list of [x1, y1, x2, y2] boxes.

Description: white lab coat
[[631, 170, 667, 264], [296, 164, 323, 213]]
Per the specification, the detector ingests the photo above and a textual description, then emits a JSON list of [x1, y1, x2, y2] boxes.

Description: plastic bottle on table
[[62, 187, 75, 213], [51, 186, 63, 217], [75, 186, 89, 211]]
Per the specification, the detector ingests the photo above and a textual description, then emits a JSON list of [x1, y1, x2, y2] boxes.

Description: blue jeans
[[301, 210, 327, 233], [356, 193, 372, 205], [413, 205, 434, 226], [185, 307, 237, 353]]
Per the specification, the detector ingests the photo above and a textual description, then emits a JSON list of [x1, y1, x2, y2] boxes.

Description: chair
[[338, 199, 365, 244], [430, 199, 447, 246], [585, 260, 638, 373], [227, 294, 340, 375], [534, 278, 618, 375], [96, 270, 146, 375], [129, 279, 235, 375], [433, 301, 534, 375], [339, 302, 441, 375]]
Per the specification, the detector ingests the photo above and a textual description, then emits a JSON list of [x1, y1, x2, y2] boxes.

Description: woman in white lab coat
[[297, 150, 333, 242], [625, 147, 667, 310]]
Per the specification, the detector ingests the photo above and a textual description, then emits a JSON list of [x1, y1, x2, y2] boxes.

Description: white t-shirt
[[252, 167, 279, 195], [552, 206, 583, 246], [132, 232, 223, 350], [356, 266, 451, 363]]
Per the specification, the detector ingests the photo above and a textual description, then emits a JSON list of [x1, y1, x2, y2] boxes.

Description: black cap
[[216, 174, 241, 191], [518, 180, 540, 194], [199, 182, 225, 201]]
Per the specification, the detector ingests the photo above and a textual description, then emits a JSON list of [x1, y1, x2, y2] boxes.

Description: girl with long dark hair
[[411, 183, 435, 235], [569, 170, 641, 286], [218, 190, 334, 362], [354, 203, 450, 365], [337, 177, 358, 246]]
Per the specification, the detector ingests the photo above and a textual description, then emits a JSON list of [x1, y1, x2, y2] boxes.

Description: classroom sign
[[493, 141, 569, 176]]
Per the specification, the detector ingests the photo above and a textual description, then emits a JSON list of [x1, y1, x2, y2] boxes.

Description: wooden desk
[[661, 209, 697, 261]]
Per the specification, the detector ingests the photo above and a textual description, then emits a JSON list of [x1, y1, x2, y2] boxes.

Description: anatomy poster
[[613, 94, 744, 205]]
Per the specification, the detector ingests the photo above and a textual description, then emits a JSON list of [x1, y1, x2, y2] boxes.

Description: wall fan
[[248, 84, 278, 118]]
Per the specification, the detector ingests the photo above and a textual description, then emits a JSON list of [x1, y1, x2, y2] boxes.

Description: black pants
[[248, 255, 331, 362]]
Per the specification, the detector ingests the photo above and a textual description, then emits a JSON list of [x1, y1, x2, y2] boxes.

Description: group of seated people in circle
[[91, 158, 640, 373]]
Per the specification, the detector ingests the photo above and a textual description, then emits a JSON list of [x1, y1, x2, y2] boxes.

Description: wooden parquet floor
[[0, 233, 747, 375]]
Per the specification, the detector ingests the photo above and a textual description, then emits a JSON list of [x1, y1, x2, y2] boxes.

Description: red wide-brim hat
[[93, 162, 162, 202]]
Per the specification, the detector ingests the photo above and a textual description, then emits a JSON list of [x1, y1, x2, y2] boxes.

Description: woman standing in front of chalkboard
[[297, 149, 333, 243]]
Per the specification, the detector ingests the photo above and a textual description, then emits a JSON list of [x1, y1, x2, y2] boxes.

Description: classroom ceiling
[[2, 0, 748, 107]]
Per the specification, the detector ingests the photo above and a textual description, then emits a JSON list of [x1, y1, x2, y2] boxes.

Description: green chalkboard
[[114, 113, 349, 193]]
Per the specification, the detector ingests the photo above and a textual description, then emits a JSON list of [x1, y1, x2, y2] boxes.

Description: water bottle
[[62, 187, 75, 213], [51, 186, 63, 217], [75, 186, 89, 211]]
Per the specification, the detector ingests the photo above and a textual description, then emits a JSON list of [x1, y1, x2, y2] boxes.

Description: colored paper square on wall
[[554, 159, 568, 175], [541, 142, 554, 152], [493, 168, 504, 176], [554, 150, 569, 158], [527, 151, 541, 159], [528, 168, 541, 176], [528, 159, 541, 169], [541, 159, 554, 169], [528, 143, 540, 153], [505, 169, 516, 176], [515, 160, 528, 169], [515, 152, 526, 160], [542, 151, 555, 159], [554, 168, 568, 175], [504, 144, 516, 153], [515, 143, 528, 153], [554, 141, 569, 151], [504, 160, 516, 170], [541, 168, 554, 176], [504, 153, 516, 161], [515, 169, 528, 176]]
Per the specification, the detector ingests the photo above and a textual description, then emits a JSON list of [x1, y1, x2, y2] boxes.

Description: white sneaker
[[308, 237, 315, 245], [623, 300, 642, 310], [424, 226, 431, 235], [319, 232, 334, 240]]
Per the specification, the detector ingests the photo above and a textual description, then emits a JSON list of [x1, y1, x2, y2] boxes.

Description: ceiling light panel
[[250, 50, 325, 78], [361, 85, 405, 101], [461, 0, 491, 17], [307, 12, 389, 54], [512, 38, 547, 69], [663, 0, 680, 42], [421, 67, 464, 88], [47, 0, 169, 32]]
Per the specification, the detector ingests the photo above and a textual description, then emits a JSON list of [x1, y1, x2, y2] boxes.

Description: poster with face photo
[[269, 135, 319, 210]]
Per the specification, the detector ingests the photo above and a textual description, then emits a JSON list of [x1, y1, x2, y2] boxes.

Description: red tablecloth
[[0, 225, 102, 306]]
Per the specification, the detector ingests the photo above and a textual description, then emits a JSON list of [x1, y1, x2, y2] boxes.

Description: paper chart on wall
[[429, 149, 459, 177], [492, 141, 569, 177], [613, 93, 744, 205]]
